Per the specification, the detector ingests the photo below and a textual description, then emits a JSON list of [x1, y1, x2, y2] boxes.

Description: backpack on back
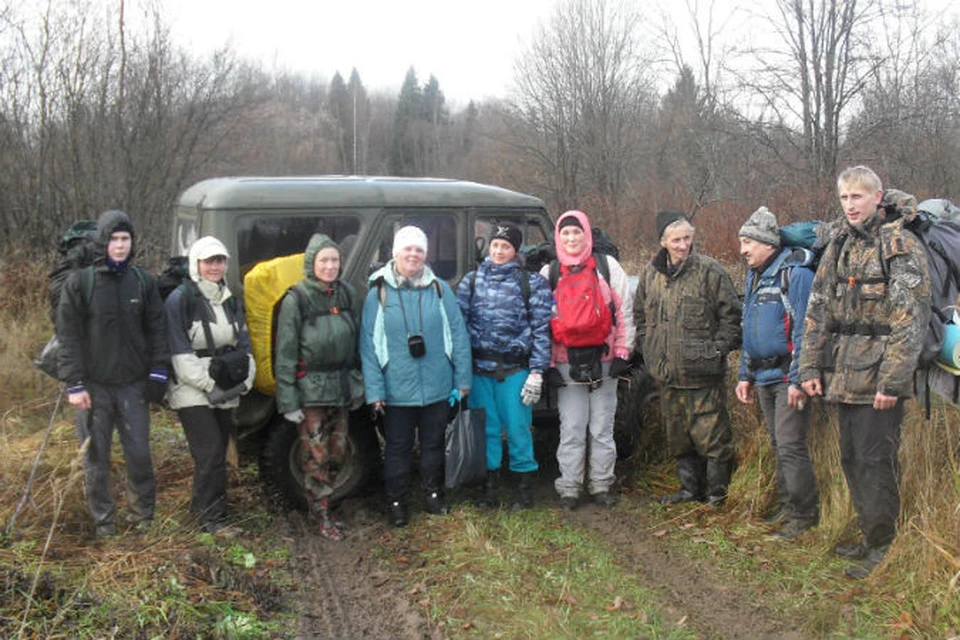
[[549, 255, 613, 348], [877, 190, 960, 369]]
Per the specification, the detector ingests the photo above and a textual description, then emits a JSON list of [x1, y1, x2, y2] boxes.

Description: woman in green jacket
[[274, 234, 364, 540]]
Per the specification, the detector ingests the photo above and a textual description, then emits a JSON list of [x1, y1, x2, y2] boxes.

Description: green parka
[[633, 250, 742, 389], [274, 234, 364, 414]]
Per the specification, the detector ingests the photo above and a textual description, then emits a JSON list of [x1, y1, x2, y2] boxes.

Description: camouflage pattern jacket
[[798, 211, 931, 403], [634, 250, 742, 389]]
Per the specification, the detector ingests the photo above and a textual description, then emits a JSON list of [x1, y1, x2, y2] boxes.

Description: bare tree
[[509, 0, 656, 215]]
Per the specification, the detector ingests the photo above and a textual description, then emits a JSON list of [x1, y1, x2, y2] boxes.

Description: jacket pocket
[[680, 339, 724, 378], [680, 298, 711, 331]]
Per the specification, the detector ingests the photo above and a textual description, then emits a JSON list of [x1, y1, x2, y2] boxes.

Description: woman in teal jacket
[[275, 234, 364, 540], [359, 226, 472, 528]]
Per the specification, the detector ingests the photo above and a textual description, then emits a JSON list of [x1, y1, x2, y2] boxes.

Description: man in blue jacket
[[735, 207, 819, 540]]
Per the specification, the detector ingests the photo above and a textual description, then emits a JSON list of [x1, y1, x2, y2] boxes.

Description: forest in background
[[0, 0, 957, 265]]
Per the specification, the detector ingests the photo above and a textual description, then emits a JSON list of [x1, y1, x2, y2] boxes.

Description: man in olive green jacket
[[634, 210, 742, 507], [800, 167, 931, 579]]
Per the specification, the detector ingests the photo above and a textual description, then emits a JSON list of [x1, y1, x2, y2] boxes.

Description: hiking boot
[[477, 471, 499, 509], [511, 472, 535, 511], [706, 494, 727, 508], [771, 518, 816, 540], [95, 523, 117, 540], [592, 491, 619, 507], [424, 491, 449, 515], [316, 499, 345, 541], [388, 501, 408, 528], [844, 545, 889, 580], [559, 496, 578, 511], [658, 489, 702, 505], [834, 540, 868, 560]]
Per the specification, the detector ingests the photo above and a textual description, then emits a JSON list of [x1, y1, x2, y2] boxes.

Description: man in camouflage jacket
[[634, 210, 742, 507], [800, 166, 931, 580]]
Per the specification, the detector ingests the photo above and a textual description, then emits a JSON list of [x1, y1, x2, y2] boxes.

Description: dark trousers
[[79, 381, 155, 527], [838, 401, 903, 548], [383, 401, 448, 503], [178, 406, 232, 527], [757, 383, 819, 523]]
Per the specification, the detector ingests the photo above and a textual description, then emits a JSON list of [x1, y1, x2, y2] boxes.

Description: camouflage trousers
[[659, 384, 734, 462], [295, 407, 349, 507]]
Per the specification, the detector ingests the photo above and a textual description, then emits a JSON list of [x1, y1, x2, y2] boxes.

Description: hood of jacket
[[188, 236, 230, 283], [95, 209, 136, 264], [303, 233, 341, 281], [554, 210, 593, 267]]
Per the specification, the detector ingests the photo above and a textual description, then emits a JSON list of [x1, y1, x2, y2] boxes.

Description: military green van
[[171, 176, 556, 508]]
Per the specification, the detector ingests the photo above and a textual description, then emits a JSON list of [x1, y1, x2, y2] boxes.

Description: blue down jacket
[[455, 257, 552, 375], [739, 247, 816, 386]]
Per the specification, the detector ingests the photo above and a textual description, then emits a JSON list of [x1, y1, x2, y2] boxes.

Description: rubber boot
[[477, 470, 499, 509], [706, 458, 733, 508], [512, 472, 535, 510], [317, 498, 344, 541], [659, 454, 706, 505]]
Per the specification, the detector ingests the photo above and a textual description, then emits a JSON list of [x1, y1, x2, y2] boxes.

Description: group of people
[[639, 165, 930, 580], [56, 164, 929, 578]]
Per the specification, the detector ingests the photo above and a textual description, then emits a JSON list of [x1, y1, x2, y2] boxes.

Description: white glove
[[284, 409, 305, 424], [520, 372, 543, 406]]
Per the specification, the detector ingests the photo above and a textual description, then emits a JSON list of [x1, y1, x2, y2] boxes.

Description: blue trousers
[[469, 370, 538, 473]]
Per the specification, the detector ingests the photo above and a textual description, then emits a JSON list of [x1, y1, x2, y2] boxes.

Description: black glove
[[145, 369, 168, 404], [543, 367, 566, 388], [609, 357, 631, 379], [145, 380, 167, 404]]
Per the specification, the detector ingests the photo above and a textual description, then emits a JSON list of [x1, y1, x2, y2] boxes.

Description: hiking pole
[[4, 384, 64, 539]]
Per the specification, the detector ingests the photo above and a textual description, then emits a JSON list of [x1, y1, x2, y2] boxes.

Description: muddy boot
[[659, 454, 705, 505], [316, 498, 344, 541], [705, 458, 732, 508], [511, 472, 535, 511], [477, 470, 500, 509]]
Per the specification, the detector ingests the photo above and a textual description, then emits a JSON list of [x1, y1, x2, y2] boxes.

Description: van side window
[[370, 216, 459, 283], [236, 215, 360, 274]]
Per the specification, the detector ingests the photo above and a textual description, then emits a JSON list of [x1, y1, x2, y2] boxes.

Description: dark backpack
[[549, 255, 614, 348], [48, 220, 99, 322], [157, 256, 190, 301]]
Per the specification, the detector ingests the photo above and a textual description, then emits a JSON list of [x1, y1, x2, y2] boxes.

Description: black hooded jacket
[[56, 210, 168, 387]]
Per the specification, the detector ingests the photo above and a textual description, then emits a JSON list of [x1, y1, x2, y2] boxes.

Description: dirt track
[[287, 473, 805, 640]]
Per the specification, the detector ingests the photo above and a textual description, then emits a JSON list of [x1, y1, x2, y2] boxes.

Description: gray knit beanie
[[738, 207, 781, 247]]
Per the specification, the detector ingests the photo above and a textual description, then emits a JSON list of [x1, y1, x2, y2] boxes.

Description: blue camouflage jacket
[[455, 258, 552, 375], [739, 247, 816, 386]]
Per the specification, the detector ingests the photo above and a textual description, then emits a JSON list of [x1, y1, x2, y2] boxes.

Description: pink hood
[[554, 210, 593, 266]]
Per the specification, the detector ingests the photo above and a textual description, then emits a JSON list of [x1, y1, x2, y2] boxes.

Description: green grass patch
[[376, 507, 700, 639]]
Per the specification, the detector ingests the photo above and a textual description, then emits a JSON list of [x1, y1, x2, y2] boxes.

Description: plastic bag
[[34, 334, 62, 380], [444, 404, 486, 489]]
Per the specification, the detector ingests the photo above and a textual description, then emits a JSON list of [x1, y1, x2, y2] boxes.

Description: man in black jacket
[[56, 209, 168, 539]]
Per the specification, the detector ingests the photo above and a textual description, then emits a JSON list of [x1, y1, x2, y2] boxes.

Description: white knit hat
[[392, 226, 428, 258]]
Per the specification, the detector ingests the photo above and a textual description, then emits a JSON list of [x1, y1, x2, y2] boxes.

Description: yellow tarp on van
[[243, 253, 305, 396]]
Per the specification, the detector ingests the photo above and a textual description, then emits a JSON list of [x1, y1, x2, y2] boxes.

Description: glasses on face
[[201, 256, 227, 265]]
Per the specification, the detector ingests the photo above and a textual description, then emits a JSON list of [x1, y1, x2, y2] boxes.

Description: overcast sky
[[161, 0, 558, 106], [149, 0, 958, 106]]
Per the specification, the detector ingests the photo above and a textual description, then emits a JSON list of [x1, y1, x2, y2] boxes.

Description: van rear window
[[236, 215, 360, 271]]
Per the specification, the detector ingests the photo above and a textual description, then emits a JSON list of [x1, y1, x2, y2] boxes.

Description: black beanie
[[491, 222, 523, 252], [558, 216, 583, 231], [656, 209, 689, 239]]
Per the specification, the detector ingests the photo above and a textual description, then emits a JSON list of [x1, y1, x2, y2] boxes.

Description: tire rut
[[568, 502, 806, 640], [288, 500, 440, 640]]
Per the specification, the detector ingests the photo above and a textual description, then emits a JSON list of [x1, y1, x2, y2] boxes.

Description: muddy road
[[287, 471, 804, 640]]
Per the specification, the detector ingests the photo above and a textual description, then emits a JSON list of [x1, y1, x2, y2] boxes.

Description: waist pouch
[[567, 345, 604, 384], [209, 348, 249, 389]]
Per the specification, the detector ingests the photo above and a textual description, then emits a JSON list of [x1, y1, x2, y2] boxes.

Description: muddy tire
[[614, 364, 657, 459], [259, 413, 380, 511]]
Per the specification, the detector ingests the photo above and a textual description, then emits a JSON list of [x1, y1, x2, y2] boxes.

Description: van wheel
[[259, 415, 380, 511], [614, 365, 657, 460]]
